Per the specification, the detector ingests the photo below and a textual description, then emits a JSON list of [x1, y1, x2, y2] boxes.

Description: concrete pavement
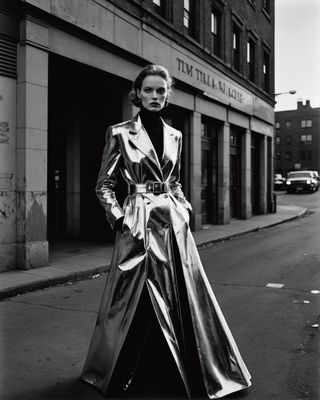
[[0, 204, 307, 300]]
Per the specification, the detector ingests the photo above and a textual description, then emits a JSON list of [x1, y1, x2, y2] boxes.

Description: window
[[275, 136, 280, 145], [285, 121, 292, 129], [263, 0, 271, 15], [308, 150, 312, 161], [285, 135, 292, 145], [211, 11, 221, 57], [232, 24, 241, 72], [247, 38, 256, 83], [285, 151, 292, 161], [275, 121, 280, 129], [301, 119, 312, 128], [276, 151, 281, 160], [300, 150, 306, 161], [184, 0, 197, 38], [183, 0, 190, 28], [153, 0, 167, 18], [230, 130, 238, 146], [201, 122, 208, 137], [262, 50, 270, 93], [300, 134, 312, 143]]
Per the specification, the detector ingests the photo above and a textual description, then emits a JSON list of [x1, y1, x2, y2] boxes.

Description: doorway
[[251, 133, 260, 214], [48, 54, 128, 242], [201, 118, 218, 225], [230, 126, 241, 218]]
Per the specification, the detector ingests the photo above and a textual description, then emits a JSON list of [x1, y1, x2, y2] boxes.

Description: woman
[[81, 65, 251, 398]]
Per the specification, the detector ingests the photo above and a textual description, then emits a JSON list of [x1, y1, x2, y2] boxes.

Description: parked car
[[274, 174, 286, 190], [286, 171, 319, 193], [312, 170, 319, 180]]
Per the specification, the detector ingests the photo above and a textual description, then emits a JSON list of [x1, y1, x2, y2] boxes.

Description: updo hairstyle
[[129, 64, 174, 107]]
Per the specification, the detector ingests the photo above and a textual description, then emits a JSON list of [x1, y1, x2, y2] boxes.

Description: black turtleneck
[[139, 106, 163, 161]]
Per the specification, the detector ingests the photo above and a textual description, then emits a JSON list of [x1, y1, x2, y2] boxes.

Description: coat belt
[[129, 182, 169, 195]]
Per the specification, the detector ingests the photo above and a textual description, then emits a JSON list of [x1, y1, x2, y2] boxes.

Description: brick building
[[0, 0, 275, 271], [275, 100, 320, 176]]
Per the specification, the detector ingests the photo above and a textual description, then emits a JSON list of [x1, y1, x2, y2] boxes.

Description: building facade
[[0, 0, 275, 271], [275, 100, 320, 176]]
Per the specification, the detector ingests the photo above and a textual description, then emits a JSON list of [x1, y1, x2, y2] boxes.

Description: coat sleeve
[[95, 127, 125, 230], [170, 132, 193, 214]]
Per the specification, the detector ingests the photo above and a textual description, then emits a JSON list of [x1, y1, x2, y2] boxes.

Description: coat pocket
[[123, 203, 147, 240], [169, 194, 190, 225]]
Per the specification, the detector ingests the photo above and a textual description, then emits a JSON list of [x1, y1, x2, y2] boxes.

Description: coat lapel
[[162, 121, 179, 178], [129, 115, 163, 175], [128, 115, 179, 181]]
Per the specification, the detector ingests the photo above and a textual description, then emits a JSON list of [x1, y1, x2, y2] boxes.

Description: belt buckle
[[153, 182, 161, 195]]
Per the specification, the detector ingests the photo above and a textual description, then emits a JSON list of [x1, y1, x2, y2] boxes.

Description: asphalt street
[[0, 191, 319, 400]]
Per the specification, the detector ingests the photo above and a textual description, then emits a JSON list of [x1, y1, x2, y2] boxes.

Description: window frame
[[247, 36, 256, 83], [285, 135, 292, 145], [263, 0, 271, 16], [300, 134, 313, 144], [211, 9, 222, 58], [285, 120, 292, 129], [262, 48, 271, 93], [285, 151, 292, 161], [183, 0, 190, 28], [232, 22, 241, 72], [301, 119, 313, 128], [183, 0, 198, 39], [152, 0, 168, 19]]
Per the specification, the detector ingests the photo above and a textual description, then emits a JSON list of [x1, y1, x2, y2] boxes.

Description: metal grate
[[0, 34, 17, 79]]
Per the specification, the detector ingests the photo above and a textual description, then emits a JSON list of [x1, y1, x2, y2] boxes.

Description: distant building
[[275, 100, 320, 176], [0, 0, 275, 271]]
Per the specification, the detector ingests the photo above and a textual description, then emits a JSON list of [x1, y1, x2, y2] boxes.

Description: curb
[[0, 208, 308, 300], [0, 264, 110, 301], [197, 208, 308, 248]]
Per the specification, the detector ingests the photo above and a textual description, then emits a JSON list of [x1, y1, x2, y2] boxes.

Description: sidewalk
[[0, 204, 306, 300]]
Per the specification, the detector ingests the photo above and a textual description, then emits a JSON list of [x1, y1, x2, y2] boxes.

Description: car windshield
[[289, 172, 312, 178]]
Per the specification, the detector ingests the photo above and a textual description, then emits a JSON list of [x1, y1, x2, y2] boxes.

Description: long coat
[[81, 114, 251, 399]]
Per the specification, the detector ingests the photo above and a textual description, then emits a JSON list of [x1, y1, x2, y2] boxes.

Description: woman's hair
[[129, 64, 174, 107]]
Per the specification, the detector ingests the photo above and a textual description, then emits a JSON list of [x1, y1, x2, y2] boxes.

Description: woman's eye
[[157, 88, 166, 94]]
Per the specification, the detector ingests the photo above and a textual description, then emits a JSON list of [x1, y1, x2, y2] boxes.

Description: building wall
[[0, 0, 275, 271], [275, 100, 320, 176], [0, 2, 19, 271]]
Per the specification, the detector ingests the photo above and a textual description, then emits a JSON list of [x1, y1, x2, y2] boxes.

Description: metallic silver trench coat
[[81, 114, 251, 398]]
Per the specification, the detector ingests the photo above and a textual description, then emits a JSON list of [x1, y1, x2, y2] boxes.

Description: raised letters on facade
[[176, 57, 253, 113]]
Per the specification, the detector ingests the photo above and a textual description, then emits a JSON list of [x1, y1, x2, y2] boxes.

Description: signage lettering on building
[[177, 57, 244, 103], [176, 57, 254, 113]]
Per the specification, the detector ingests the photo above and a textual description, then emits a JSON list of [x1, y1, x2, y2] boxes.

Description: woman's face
[[137, 75, 168, 112]]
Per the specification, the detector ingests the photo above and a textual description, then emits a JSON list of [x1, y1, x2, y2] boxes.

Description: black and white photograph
[[0, 0, 319, 399]]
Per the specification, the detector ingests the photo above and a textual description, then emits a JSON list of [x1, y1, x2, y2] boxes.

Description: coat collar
[[128, 114, 177, 177]]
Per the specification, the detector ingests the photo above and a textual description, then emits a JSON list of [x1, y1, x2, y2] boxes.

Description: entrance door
[[48, 54, 126, 242], [201, 145, 211, 224], [48, 109, 67, 239], [230, 127, 241, 218], [251, 133, 260, 214], [201, 119, 217, 225]]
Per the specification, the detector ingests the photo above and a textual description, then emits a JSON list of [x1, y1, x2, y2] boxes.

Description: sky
[[275, 0, 320, 111]]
